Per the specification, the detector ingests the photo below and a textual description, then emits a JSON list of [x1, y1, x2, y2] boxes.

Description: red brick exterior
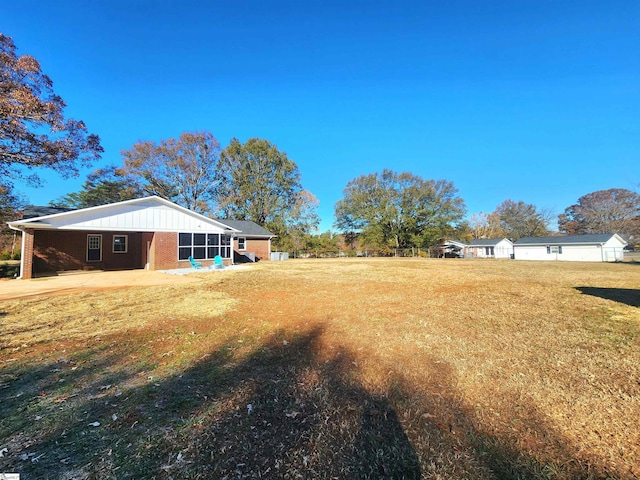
[[20, 229, 246, 278], [151, 232, 179, 270], [30, 231, 144, 276], [21, 229, 35, 279], [148, 232, 232, 269], [234, 237, 271, 262]]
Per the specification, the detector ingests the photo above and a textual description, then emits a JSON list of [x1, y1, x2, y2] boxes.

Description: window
[[193, 233, 206, 260], [113, 235, 128, 253], [179, 233, 232, 260], [547, 245, 562, 254], [485, 246, 494, 256], [238, 237, 246, 250]]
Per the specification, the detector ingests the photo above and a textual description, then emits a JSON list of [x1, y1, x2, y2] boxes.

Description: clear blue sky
[[3, 0, 639, 231]]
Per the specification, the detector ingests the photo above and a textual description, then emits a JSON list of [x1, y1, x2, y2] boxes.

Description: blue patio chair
[[188, 256, 202, 269], [212, 255, 224, 269]]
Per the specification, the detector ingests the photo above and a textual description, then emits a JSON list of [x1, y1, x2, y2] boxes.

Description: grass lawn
[[1, 258, 638, 479]]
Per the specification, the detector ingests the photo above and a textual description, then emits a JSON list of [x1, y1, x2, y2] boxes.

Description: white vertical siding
[[494, 239, 513, 258], [514, 244, 623, 262], [45, 204, 227, 233], [514, 246, 549, 261]]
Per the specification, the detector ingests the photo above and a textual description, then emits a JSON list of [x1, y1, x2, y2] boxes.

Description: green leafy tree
[[51, 165, 143, 209], [334, 169, 467, 249], [121, 131, 221, 213], [558, 188, 640, 237], [308, 231, 340, 256], [217, 138, 319, 246], [0, 33, 102, 184], [494, 199, 551, 241]]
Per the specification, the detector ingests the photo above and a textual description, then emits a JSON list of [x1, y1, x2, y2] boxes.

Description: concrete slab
[[0, 269, 199, 302]]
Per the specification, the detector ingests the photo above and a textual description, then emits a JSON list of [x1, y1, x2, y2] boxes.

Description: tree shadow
[[0, 324, 624, 479], [0, 326, 422, 479], [575, 286, 640, 307]]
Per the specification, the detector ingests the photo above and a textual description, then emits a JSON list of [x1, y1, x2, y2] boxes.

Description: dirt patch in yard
[[0, 269, 201, 301]]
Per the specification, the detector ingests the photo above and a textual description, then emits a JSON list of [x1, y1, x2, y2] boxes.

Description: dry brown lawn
[[1, 258, 638, 479]]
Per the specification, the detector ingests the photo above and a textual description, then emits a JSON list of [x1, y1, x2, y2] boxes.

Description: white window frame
[[113, 235, 128, 254], [547, 245, 562, 254], [238, 237, 247, 251], [178, 233, 232, 260]]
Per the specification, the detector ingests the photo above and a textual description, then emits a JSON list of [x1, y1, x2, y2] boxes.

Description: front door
[[87, 235, 102, 262]]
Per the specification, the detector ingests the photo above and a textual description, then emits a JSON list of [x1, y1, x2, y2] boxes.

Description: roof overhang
[[7, 196, 241, 234], [514, 234, 627, 247]]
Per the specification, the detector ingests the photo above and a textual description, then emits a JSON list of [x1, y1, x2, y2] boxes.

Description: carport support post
[[20, 228, 34, 279]]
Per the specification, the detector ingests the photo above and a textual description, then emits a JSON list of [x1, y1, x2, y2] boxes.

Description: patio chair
[[188, 256, 203, 269], [212, 254, 224, 270]]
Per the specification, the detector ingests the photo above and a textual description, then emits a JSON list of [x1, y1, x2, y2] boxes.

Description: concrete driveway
[[0, 269, 200, 302]]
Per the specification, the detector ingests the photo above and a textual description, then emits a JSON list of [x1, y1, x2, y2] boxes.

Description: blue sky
[[3, 1, 639, 231]]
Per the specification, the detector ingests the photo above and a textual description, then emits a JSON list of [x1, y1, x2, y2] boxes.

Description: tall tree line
[[3, 34, 638, 254], [50, 134, 319, 250]]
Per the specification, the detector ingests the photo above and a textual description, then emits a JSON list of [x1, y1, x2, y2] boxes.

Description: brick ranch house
[[7, 196, 275, 279]]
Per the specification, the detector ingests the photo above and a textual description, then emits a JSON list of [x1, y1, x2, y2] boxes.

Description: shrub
[[0, 263, 19, 278], [0, 250, 20, 260]]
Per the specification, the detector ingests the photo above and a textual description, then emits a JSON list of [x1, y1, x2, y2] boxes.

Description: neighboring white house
[[513, 234, 627, 262], [465, 238, 513, 259]]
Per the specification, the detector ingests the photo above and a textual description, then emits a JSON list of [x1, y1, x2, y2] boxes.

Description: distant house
[[437, 239, 467, 258], [465, 238, 513, 259], [513, 234, 627, 262], [438, 238, 513, 259], [7, 196, 275, 279]]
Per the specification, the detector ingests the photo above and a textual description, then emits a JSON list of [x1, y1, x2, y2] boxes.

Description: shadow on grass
[[576, 286, 640, 308], [0, 325, 620, 479]]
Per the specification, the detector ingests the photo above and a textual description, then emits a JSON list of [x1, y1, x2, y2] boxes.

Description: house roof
[[8, 196, 239, 234], [22, 206, 74, 219], [215, 219, 274, 237], [514, 234, 627, 246], [440, 239, 467, 249], [467, 238, 511, 247]]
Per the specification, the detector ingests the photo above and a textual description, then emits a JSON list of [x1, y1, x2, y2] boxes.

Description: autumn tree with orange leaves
[[558, 188, 640, 237], [0, 33, 103, 185], [120, 131, 222, 214]]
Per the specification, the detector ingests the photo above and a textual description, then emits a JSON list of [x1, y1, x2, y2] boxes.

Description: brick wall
[[21, 229, 34, 279], [22, 230, 248, 276], [235, 237, 271, 262], [31, 231, 143, 276], [152, 232, 179, 270]]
